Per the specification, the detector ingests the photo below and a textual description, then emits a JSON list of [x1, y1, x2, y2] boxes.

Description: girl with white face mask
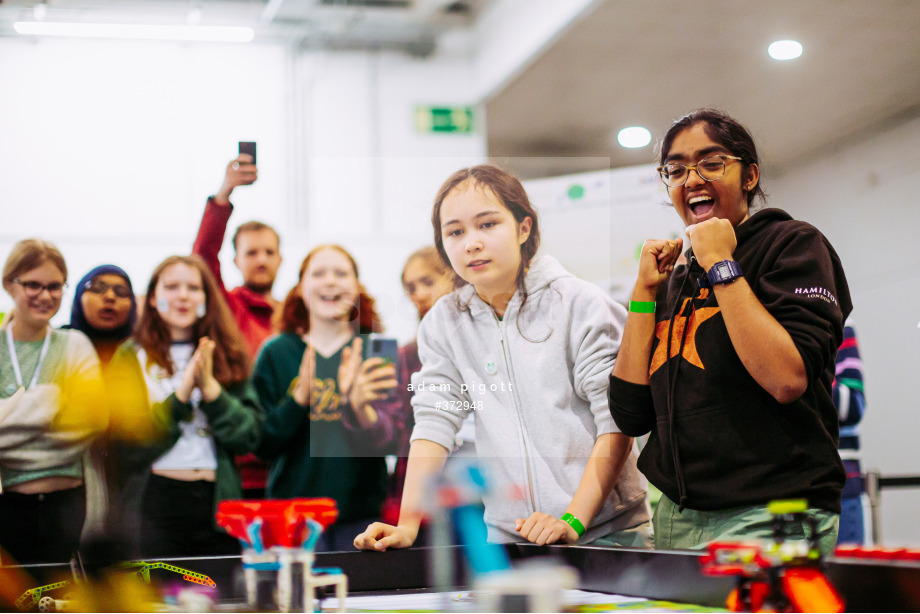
[[107, 255, 260, 562]]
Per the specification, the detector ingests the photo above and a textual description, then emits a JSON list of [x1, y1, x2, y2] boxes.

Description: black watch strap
[[703, 259, 743, 288]]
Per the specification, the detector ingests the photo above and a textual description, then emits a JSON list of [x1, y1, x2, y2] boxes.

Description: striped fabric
[[833, 319, 866, 452]]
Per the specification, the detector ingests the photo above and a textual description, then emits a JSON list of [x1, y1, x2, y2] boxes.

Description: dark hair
[[658, 108, 766, 208], [69, 263, 138, 341], [3, 238, 67, 285], [135, 255, 250, 385], [231, 221, 280, 253], [431, 164, 541, 298], [278, 244, 383, 336]]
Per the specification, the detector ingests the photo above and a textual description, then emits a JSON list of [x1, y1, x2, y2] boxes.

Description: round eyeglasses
[[657, 155, 743, 188], [84, 279, 132, 298]]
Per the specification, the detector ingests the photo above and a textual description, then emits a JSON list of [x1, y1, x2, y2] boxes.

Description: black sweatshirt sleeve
[[608, 373, 656, 437]]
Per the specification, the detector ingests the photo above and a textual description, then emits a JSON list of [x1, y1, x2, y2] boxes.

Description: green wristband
[[628, 300, 656, 314], [560, 513, 586, 537]]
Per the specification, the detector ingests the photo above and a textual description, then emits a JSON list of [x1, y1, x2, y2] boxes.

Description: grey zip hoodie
[[410, 255, 648, 543]]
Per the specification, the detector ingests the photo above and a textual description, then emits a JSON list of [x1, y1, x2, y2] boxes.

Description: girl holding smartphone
[[253, 245, 400, 551]]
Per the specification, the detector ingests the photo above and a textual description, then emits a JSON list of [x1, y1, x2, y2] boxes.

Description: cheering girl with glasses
[[609, 108, 852, 555], [0, 239, 107, 570]]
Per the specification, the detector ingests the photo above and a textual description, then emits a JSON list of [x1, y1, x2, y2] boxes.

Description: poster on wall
[[524, 164, 685, 304]]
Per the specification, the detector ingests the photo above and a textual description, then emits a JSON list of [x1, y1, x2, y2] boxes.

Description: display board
[[524, 165, 686, 303]]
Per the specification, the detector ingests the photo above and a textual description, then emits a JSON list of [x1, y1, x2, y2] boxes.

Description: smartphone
[[367, 337, 399, 366], [238, 141, 257, 165]]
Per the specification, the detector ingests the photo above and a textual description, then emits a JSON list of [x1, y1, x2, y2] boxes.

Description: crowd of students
[[0, 108, 862, 570]]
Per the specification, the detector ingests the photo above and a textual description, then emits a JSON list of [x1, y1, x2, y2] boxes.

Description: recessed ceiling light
[[768, 40, 803, 61], [617, 126, 651, 148]]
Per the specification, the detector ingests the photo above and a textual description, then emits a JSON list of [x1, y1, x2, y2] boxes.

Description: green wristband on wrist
[[560, 513, 586, 537], [628, 300, 656, 313]]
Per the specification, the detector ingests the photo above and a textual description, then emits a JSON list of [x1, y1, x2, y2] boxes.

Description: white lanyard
[[5, 325, 52, 391]]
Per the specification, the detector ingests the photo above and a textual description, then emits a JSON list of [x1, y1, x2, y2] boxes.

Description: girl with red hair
[[253, 245, 399, 551]]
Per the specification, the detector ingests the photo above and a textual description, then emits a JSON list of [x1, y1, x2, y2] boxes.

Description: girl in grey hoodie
[[355, 165, 649, 550]]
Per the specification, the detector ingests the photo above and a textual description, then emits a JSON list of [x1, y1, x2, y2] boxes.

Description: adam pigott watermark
[[406, 381, 514, 394]]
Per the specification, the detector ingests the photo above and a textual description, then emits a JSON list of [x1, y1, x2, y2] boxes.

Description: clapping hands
[[174, 337, 221, 404]]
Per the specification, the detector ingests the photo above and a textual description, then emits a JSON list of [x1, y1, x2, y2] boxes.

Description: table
[[6, 544, 920, 612]]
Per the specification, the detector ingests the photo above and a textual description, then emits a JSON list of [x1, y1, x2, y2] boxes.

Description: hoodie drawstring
[[663, 253, 704, 512]]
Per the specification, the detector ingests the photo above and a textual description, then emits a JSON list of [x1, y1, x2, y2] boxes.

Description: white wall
[[296, 50, 486, 341], [0, 37, 293, 317], [770, 112, 920, 546], [0, 37, 487, 344], [524, 163, 683, 302]]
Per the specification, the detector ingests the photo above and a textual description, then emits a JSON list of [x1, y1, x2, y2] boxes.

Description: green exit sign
[[415, 106, 474, 133]]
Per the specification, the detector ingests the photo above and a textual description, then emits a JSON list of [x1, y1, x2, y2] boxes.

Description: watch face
[[708, 260, 742, 285]]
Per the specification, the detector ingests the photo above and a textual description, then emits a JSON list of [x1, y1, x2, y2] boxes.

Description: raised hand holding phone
[[238, 141, 257, 165], [214, 142, 258, 205]]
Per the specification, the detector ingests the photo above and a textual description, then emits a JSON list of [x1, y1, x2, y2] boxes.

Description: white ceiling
[[3, 0, 919, 182], [0, 0, 483, 52], [486, 0, 920, 178]]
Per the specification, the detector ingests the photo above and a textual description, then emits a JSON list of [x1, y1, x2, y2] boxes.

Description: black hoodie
[[609, 208, 851, 514]]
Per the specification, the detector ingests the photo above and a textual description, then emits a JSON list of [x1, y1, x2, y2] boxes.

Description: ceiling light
[[768, 40, 802, 61], [617, 126, 651, 149], [13, 21, 254, 43]]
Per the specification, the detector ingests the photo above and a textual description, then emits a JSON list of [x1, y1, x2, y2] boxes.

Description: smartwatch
[[703, 259, 743, 288]]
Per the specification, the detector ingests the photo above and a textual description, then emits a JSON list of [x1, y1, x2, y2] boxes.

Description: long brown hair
[[278, 245, 383, 336], [431, 164, 541, 298], [135, 255, 250, 385]]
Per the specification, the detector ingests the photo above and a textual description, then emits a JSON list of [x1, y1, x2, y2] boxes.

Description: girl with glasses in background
[[0, 239, 107, 569], [609, 108, 852, 555]]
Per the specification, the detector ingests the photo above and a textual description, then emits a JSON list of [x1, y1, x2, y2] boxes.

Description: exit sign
[[415, 106, 474, 133]]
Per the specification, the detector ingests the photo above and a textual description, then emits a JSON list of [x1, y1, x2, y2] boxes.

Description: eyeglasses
[[657, 155, 743, 188], [13, 279, 67, 297], [84, 279, 132, 299]]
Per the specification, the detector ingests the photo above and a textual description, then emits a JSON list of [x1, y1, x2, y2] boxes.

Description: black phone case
[[238, 141, 257, 165]]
